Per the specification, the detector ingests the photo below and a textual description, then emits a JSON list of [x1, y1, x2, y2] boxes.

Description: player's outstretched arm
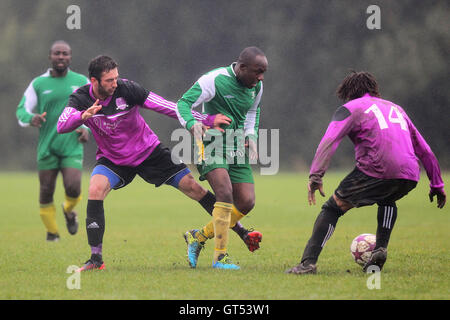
[[57, 100, 101, 134], [143, 92, 230, 130], [407, 117, 445, 208]]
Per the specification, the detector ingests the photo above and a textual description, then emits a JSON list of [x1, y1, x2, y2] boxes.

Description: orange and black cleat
[[76, 259, 105, 272], [243, 230, 262, 252]]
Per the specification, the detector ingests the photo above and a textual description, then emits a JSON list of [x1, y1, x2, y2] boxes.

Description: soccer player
[[286, 71, 446, 275], [57, 55, 240, 271], [176, 47, 268, 270], [16, 40, 90, 241]]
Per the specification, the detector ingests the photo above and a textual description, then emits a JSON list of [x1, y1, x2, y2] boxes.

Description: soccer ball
[[350, 233, 376, 266]]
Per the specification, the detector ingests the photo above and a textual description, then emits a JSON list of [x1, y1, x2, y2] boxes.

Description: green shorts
[[197, 162, 254, 184], [37, 153, 83, 171], [196, 130, 254, 184], [197, 147, 254, 184]]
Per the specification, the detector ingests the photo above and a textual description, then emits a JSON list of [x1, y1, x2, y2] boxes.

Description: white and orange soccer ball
[[350, 233, 376, 266]]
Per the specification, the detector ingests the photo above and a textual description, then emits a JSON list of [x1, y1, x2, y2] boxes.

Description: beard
[[98, 83, 114, 97], [52, 62, 69, 75]]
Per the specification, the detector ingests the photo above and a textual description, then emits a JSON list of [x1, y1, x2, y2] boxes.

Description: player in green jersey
[[16, 41, 90, 241], [177, 47, 268, 269]]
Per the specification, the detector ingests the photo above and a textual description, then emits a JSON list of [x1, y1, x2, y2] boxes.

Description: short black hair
[[49, 40, 71, 54], [237, 46, 265, 65], [88, 55, 118, 80], [336, 71, 380, 102]]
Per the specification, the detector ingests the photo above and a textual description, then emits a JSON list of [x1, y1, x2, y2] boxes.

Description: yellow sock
[[230, 205, 245, 228], [40, 203, 58, 234], [198, 205, 245, 242], [212, 202, 233, 263], [198, 223, 214, 242], [63, 194, 81, 214]]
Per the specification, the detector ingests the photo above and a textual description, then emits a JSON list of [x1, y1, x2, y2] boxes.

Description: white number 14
[[365, 104, 408, 131]]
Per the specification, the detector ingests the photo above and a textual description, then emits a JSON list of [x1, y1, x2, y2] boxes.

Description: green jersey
[[16, 69, 89, 162], [177, 63, 262, 142]]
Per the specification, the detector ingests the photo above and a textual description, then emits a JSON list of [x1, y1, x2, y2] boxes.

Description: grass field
[[0, 171, 448, 300]]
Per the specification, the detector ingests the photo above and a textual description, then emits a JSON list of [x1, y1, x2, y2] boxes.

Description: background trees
[[2, 0, 448, 171]]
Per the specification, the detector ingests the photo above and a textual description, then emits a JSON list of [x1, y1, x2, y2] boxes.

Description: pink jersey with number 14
[[310, 94, 444, 191]]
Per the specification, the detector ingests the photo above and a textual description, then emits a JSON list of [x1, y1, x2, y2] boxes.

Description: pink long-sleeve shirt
[[310, 94, 444, 191], [57, 79, 215, 167]]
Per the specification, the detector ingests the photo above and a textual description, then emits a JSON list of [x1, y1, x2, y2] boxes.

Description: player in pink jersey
[[57, 56, 255, 271], [287, 71, 446, 275]]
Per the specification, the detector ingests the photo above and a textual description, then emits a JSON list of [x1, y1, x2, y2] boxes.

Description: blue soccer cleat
[[183, 229, 204, 268], [212, 253, 240, 270]]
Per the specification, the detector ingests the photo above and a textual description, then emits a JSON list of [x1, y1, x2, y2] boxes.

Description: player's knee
[[64, 183, 81, 198], [323, 196, 346, 217], [235, 197, 255, 214], [88, 182, 108, 200]]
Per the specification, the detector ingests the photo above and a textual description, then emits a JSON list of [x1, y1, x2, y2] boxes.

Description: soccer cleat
[[243, 229, 262, 252], [212, 253, 240, 270], [76, 259, 105, 272], [285, 262, 317, 275], [183, 229, 204, 268], [363, 247, 387, 272], [46, 232, 60, 242], [62, 205, 79, 235]]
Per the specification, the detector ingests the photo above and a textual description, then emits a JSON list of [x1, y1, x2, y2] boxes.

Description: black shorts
[[334, 167, 417, 207], [95, 144, 188, 190]]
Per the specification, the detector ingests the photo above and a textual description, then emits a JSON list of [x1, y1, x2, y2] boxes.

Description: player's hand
[[190, 122, 207, 163], [245, 138, 258, 161], [31, 112, 47, 128], [190, 121, 208, 141], [308, 177, 325, 206], [76, 128, 89, 143], [429, 188, 446, 209], [82, 99, 102, 120], [212, 114, 231, 132]]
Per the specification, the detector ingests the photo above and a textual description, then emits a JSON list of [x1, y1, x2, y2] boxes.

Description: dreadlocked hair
[[336, 71, 380, 102]]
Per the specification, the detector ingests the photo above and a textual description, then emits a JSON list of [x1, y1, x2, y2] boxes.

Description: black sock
[[198, 191, 215, 215], [86, 200, 105, 259], [376, 204, 397, 249], [232, 222, 248, 240], [301, 197, 343, 265]]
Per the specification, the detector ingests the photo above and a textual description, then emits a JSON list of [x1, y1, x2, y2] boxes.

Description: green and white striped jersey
[[176, 63, 262, 142], [16, 69, 89, 161]]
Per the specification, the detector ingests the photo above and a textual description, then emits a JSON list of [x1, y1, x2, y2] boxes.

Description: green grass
[[0, 171, 448, 300]]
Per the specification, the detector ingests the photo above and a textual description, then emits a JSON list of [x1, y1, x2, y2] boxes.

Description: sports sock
[[231, 221, 248, 240], [376, 204, 397, 249], [90, 244, 103, 262], [40, 203, 58, 234], [230, 207, 247, 240], [230, 206, 245, 228], [197, 205, 246, 242], [198, 190, 215, 214], [86, 200, 105, 260], [300, 197, 343, 266], [63, 194, 81, 215], [212, 202, 233, 263], [197, 223, 214, 242]]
